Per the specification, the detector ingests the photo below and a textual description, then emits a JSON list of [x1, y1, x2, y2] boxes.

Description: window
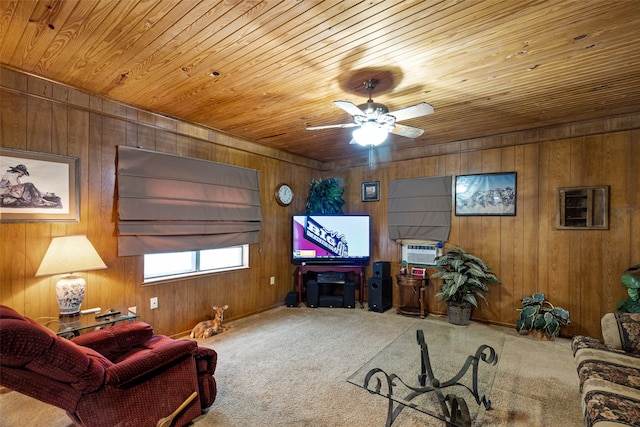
[[144, 244, 249, 282]]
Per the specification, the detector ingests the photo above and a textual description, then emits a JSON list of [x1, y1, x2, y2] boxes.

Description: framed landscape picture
[[455, 172, 516, 216], [0, 148, 79, 222]]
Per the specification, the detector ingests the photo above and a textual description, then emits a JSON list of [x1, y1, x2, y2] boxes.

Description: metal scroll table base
[[363, 329, 499, 427]]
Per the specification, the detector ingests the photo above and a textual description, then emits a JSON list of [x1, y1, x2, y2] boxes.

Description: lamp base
[[56, 275, 86, 317]]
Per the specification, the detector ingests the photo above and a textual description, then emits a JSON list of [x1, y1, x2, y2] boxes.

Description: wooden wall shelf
[[557, 186, 609, 229]]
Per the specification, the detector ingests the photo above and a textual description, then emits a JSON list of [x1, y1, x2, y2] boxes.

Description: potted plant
[[430, 246, 500, 325], [616, 264, 640, 313], [515, 292, 570, 340], [305, 178, 345, 214]]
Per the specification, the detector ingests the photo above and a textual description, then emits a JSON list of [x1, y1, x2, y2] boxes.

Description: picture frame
[[361, 181, 380, 202], [455, 172, 516, 216], [0, 148, 79, 222]]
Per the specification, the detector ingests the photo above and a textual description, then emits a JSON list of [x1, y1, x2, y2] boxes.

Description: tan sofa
[[571, 313, 640, 426]]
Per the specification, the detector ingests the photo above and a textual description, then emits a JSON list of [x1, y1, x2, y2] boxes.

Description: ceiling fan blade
[[388, 102, 434, 122], [306, 123, 359, 130], [390, 123, 424, 138], [334, 100, 366, 117]]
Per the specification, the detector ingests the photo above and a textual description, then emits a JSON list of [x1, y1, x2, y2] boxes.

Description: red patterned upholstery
[[0, 305, 217, 427]]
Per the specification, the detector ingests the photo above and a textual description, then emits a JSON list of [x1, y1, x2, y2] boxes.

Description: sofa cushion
[[602, 313, 640, 354], [575, 348, 640, 367], [582, 378, 640, 426], [578, 360, 640, 392]]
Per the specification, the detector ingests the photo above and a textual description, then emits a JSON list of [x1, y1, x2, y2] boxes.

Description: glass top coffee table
[[348, 319, 504, 427], [37, 309, 138, 338]]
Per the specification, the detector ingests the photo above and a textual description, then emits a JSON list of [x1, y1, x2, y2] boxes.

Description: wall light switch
[[270, 276, 275, 285], [150, 297, 158, 309]]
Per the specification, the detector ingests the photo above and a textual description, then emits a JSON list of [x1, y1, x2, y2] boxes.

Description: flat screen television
[[292, 215, 370, 266]]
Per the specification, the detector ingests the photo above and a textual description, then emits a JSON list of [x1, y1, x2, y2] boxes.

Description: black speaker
[[319, 283, 332, 295], [343, 281, 356, 309], [373, 261, 391, 279], [319, 295, 343, 308], [306, 280, 319, 308], [285, 291, 299, 307], [368, 277, 392, 313]]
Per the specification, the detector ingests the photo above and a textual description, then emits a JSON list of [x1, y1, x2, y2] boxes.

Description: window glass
[[144, 251, 194, 278], [200, 246, 245, 270], [144, 245, 248, 282]]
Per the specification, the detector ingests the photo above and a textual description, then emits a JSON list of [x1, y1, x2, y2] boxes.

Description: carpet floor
[[0, 305, 585, 427]]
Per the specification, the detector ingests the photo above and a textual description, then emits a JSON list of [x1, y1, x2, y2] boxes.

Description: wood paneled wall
[[338, 131, 639, 338], [1, 68, 638, 338], [0, 68, 316, 336]]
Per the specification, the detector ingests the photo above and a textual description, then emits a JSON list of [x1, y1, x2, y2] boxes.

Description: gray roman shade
[[388, 176, 452, 242], [117, 146, 262, 256]]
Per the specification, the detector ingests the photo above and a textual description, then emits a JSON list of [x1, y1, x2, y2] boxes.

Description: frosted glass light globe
[[353, 122, 388, 146]]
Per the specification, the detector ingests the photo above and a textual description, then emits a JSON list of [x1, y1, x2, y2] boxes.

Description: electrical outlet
[[128, 306, 137, 314], [150, 297, 158, 310], [270, 276, 275, 285]]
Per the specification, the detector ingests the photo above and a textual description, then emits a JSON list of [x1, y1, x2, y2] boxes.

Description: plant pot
[[530, 329, 555, 341], [447, 302, 471, 325]]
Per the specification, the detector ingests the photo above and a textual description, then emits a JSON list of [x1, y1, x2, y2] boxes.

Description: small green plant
[[305, 178, 345, 215], [616, 264, 640, 313], [516, 293, 570, 338], [430, 246, 500, 308]]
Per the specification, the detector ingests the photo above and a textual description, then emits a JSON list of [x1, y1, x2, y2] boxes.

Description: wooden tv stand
[[297, 265, 365, 308]]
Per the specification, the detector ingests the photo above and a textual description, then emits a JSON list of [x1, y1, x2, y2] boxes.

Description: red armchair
[[0, 305, 217, 427]]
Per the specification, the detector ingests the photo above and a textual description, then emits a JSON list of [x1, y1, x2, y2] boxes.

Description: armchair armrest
[[601, 312, 640, 354], [572, 335, 608, 356], [572, 335, 640, 362], [105, 339, 197, 387], [193, 346, 217, 375], [71, 322, 154, 360]]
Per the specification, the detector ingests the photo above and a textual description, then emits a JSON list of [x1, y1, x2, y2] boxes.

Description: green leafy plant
[[515, 293, 570, 338], [616, 264, 640, 313], [305, 178, 345, 215], [430, 246, 500, 308]]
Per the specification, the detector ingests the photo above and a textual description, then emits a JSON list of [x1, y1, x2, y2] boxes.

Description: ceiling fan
[[306, 79, 434, 148]]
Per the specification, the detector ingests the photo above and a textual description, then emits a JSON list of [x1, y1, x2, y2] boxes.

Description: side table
[[396, 274, 428, 318], [38, 309, 138, 338]]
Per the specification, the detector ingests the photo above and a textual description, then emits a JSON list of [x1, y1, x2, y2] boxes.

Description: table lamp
[[36, 235, 107, 317]]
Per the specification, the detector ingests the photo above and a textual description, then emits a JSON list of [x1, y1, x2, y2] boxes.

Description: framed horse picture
[[455, 172, 516, 216]]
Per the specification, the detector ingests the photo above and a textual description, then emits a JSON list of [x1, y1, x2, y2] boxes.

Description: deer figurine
[[190, 304, 229, 338]]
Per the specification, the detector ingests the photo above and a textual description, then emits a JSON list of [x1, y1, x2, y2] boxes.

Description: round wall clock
[[275, 183, 293, 206]]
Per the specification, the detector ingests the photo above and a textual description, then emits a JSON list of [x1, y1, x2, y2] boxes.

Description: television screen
[[292, 215, 370, 265]]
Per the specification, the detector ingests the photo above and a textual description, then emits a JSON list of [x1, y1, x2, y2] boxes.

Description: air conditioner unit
[[402, 244, 438, 266]]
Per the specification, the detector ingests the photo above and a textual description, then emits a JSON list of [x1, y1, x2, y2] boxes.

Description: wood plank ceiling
[[1, 0, 640, 165]]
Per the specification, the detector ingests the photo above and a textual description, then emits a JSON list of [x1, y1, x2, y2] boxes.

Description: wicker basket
[[447, 302, 471, 325]]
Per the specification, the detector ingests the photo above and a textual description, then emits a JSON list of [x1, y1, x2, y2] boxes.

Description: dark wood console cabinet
[[296, 265, 365, 308]]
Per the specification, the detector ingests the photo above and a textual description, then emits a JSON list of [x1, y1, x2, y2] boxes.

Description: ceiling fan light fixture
[[352, 122, 388, 146]]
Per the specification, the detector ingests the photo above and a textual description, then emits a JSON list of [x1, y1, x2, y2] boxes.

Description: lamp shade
[[36, 235, 107, 317], [36, 235, 107, 277]]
